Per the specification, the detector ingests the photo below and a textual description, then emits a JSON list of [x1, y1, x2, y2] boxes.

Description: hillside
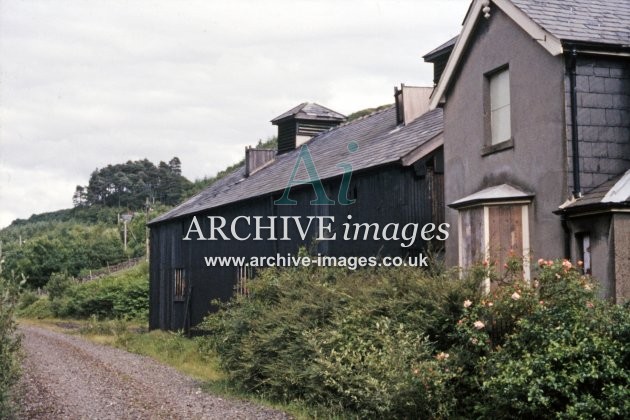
[[0, 156, 186, 288], [0, 105, 386, 290], [0, 140, 277, 288]]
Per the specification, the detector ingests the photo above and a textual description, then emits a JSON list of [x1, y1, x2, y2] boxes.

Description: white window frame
[[488, 68, 512, 145]]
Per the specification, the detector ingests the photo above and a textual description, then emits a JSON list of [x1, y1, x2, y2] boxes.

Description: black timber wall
[[149, 155, 444, 331]]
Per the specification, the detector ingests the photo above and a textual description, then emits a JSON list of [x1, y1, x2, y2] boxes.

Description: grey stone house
[[429, 0, 629, 302]]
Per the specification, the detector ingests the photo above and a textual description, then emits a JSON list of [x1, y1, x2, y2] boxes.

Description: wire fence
[[77, 257, 145, 282]]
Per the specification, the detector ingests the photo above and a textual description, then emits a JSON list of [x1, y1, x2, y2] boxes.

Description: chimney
[[394, 84, 433, 126], [271, 103, 346, 155], [245, 147, 276, 177]]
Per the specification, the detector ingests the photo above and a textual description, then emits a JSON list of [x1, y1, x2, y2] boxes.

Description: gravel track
[[14, 325, 291, 420]]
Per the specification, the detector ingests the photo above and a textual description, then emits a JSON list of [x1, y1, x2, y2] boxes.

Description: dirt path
[[14, 325, 291, 419]]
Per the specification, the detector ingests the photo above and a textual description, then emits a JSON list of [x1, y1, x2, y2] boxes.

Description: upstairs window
[[489, 68, 511, 145]]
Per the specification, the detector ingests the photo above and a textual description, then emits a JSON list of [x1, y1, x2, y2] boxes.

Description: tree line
[[73, 157, 192, 209]]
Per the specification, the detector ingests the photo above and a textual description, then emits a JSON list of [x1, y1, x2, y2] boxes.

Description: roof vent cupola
[[271, 103, 346, 155]]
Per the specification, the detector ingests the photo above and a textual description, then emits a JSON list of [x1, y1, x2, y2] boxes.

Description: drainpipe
[[562, 46, 581, 261], [568, 46, 582, 198]]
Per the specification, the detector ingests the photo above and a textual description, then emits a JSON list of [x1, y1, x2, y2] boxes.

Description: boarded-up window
[[489, 69, 511, 145], [174, 268, 186, 301], [458, 204, 530, 285], [488, 205, 523, 278], [459, 207, 485, 267], [235, 265, 255, 297]]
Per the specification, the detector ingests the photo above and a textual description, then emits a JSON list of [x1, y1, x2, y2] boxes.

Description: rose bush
[[452, 259, 629, 419], [199, 257, 629, 418]]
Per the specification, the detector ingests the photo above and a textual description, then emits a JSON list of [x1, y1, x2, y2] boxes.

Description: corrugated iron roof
[[512, 0, 630, 46], [149, 106, 443, 225]]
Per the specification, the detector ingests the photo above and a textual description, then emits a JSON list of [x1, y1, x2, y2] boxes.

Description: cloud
[[0, 0, 469, 228]]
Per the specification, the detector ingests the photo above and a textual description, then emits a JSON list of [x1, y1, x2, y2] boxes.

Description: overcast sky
[[0, 0, 470, 228]]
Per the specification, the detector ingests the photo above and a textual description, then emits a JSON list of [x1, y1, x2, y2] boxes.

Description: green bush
[[51, 262, 149, 320], [45, 272, 75, 301], [481, 261, 628, 419], [2, 223, 126, 288], [17, 297, 54, 319], [453, 259, 630, 419], [198, 265, 478, 418], [0, 271, 23, 417], [17, 290, 39, 310], [199, 258, 630, 418]]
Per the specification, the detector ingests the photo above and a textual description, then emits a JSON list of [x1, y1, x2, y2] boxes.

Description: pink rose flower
[[473, 320, 485, 330]]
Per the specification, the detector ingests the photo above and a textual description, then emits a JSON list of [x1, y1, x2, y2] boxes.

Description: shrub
[[454, 259, 630, 419], [17, 297, 54, 319], [200, 258, 630, 418], [51, 262, 149, 320], [17, 290, 39, 310], [198, 265, 478, 418], [483, 262, 628, 419], [45, 272, 75, 301], [0, 271, 23, 417]]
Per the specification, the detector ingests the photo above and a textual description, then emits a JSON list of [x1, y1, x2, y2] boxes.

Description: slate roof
[[512, 0, 630, 47], [558, 169, 630, 213], [271, 102, 346, 124], [149, 106, 443, 225], [423, 35, 459, 61]]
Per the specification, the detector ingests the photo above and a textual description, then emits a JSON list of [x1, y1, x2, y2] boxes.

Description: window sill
[[481, 138, 514, 156]]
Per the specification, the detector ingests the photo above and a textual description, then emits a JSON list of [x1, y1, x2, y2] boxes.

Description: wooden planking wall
[[459, 207, 485, 267], [488, 205, 522, 277]]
